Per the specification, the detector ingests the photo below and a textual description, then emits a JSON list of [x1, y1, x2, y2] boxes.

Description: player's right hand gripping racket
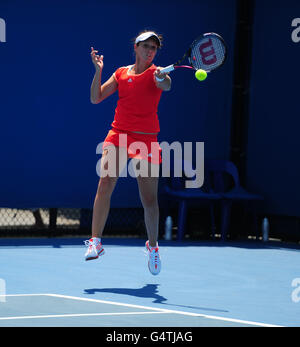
[[159, 32, 227, 75]]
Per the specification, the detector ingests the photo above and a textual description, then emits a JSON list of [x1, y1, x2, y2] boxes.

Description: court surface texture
[[0, 237, 299, 327]]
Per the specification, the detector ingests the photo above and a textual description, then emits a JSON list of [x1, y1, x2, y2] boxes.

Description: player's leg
[[92, 145, 128, 237], [85, 146, 127, 260], [136, 164, 159, 247], [136, 161, 161, 275]]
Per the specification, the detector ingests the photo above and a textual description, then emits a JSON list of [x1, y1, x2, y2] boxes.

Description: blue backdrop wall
[[247, 0, 300, 217], [0, 0, 236, 208]]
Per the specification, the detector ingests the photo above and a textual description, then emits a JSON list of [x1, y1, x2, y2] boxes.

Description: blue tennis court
[[0, 237, 299, 327], [1, 0, 300, 336]]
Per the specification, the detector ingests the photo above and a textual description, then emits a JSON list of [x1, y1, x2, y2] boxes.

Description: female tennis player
[[84, 30, 171, 275]]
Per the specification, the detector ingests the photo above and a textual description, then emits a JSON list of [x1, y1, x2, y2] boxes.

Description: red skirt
[[103, 128, 162, 165]]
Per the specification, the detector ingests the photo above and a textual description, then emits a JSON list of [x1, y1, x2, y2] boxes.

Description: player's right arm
[[90, 47, 118, 104]]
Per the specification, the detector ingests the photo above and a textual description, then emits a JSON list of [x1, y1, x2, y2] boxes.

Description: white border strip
[[0, 294, 283, 327]]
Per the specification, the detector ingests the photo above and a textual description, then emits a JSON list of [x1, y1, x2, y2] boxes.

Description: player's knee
[[141, 193, 158, 209], [96, 176, 116, 198]]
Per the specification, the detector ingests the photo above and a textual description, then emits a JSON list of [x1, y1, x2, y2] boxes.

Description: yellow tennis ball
[[195, 69, 207, 81]]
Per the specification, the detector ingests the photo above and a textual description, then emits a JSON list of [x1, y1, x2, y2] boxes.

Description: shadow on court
[[84, 284, 228, 313]]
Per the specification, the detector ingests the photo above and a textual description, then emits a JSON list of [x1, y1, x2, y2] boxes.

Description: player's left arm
[[154, 67, 171, 91]]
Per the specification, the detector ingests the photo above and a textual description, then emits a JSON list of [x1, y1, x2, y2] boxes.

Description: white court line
[[0, 293, 283, 327], [0, 311, 166, 321]]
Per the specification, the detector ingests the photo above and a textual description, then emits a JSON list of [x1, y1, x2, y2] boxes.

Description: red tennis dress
[[103, 64, 163, 164]]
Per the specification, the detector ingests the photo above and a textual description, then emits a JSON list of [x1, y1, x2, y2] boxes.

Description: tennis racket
[[159, 32, 227, 75]]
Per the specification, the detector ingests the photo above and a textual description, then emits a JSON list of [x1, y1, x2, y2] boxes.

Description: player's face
[[135, 38, 158, 63]]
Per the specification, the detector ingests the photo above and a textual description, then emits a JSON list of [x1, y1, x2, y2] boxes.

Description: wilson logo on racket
[[199, 38, 217, 66], [157, 32, 227, 78]]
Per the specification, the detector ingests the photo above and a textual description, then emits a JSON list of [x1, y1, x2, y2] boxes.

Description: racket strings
[[190, 36, 226, 71]]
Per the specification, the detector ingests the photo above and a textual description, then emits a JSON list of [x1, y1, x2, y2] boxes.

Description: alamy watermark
[[291, 278, 300, 303], [95, 135, 204, 188], [291, 18, 300, 43], [0, 278, 6, 302], [0, 18, 6, 43]]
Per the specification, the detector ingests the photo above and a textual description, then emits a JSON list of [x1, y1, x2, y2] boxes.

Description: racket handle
[[160, 65, 175, 74]]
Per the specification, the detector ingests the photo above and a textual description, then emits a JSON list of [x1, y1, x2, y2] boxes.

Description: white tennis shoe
[[84, 238, 105, 261], [145, 240, 161, 275]]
